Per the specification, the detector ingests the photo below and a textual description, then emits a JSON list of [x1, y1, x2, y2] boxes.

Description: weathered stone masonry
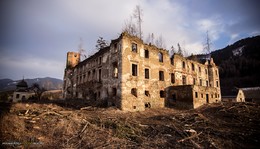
[[62, 32, 221, 111]]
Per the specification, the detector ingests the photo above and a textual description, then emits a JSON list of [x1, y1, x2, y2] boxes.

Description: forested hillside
[[207, 36, 260, 87]]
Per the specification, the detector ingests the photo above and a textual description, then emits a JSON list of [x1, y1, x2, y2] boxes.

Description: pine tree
[[95, 37, 107, 50]]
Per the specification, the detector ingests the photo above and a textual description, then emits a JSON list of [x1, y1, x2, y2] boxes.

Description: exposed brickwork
[[62, 32, 221, 111]]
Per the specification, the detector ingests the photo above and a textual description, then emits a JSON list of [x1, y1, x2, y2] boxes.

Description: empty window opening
[[215, 70, 218, 75], [112, 88, 117, 97], [94, 93, 97, 101], [182, 76, 186, 85], [132, 64, 138, 76], [159, 52, 163, 62], [192, 63, 194, 71], [76, 76, 79, 84], [79, 76, 82, 84], [206, 80, 208, 86], [216, 81, 219, 87], [16, 94, 20, 99], [172, 94, 176, 102], [170, 57, 174, 65], [218, 94, 219, 98], [145, 102, 151, 108], [131, 88, 137, 97], [132, 43, 137, 53], [215, 93, 217, 98], [99, 69, 101, 82], [99, 57, 102, 64], [193, 78, 196, 85], [145, 90, 150, 97], [205, 69, 207, 74], [159, 71, 164, 81], [114, 43, 117, 52], [183, 61, 185, 68], [201, 94, 203, 98], [211, 94, 213, 98], [200, 79, 202, 86], [145, 69, 149, 79], [98, 92, 100, 98], [171, 73, 175, 84], [206, 94, 209, 103], [88, 71, 91, 81], [160, 90, 166, 98], [133, 106, 136, 109], [199, 67, 201, 72], [113, 62, 118, 78], [195, 92, 198, 98], [93, 70, 96, 80], [145, 49, 149, 58], [83, 74, 86, 83]]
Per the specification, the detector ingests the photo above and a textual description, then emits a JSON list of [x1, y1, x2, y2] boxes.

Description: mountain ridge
[[0, 77, 63, 92], [197, 35, 260, 87]]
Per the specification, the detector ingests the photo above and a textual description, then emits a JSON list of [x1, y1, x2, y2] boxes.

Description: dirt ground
[[0, 99, 259, 149]]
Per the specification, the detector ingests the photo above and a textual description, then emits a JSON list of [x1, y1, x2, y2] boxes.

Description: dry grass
[[0, 101, 259, 148]]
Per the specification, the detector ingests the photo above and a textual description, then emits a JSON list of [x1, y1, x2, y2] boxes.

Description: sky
[[0, 0, 259, 81]]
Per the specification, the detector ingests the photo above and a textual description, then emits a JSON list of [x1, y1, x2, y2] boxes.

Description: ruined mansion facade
[[62, 32, 221, 111]]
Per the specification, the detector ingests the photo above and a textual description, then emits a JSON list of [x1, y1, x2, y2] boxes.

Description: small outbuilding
[[13, 78, 29, 102], [221, 87, 245, 102], [241, 87, 260, 103]]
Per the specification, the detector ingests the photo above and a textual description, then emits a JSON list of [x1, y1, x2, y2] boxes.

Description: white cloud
[[2, 0, 260, 80], [249, 31, 260, 36], [228, 34, 239, 45]]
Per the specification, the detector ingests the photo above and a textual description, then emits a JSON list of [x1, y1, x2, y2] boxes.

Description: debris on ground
[[0, 101, 259, 148]]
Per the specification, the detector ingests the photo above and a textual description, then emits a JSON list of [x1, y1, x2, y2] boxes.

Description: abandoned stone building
[[62, 32, 221, 111]]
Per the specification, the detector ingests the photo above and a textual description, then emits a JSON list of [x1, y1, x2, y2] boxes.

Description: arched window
[[159, 52, 163, 62], [183, 61, 185, 68]]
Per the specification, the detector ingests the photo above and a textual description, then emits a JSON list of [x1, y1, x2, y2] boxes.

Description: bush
[[0, 93, 9, 102]]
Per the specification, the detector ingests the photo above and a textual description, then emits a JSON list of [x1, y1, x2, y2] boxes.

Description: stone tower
[[66, 52, 80, 68]]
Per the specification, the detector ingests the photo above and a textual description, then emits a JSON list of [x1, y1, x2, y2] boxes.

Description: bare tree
[[182, 41, 188, 57], [133, 5, 143, 39], [151, 33, 154, 45], [203, 30, 212, 59], [145, 32, 151, 45], [29, 83, 46, 100], [155, 35, 166, 49], [78, 37, 86, 61], [122, 16, 138, 37], [177, 43, 183, 56], [170, 46, 176, 58]]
